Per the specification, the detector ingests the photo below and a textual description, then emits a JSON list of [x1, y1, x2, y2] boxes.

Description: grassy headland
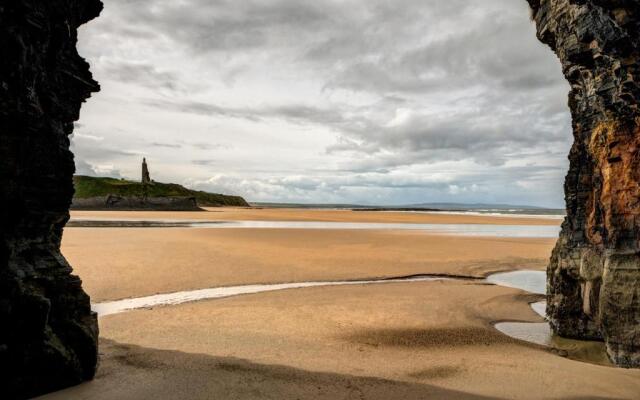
[[73, 176, 249, 207]]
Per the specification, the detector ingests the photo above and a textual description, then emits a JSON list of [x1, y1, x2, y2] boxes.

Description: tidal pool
[[488, 272, 610, 365], [486, 270, 546, 295], [485, 270, 551, 345], [484, 270, 553, 346], [495, 321, 552, 346]]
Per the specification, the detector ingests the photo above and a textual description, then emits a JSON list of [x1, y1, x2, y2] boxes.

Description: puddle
[[485, 270, 546, 295], [484, 270, 551, 344], [495, 321, 553, 346], [530, 301, 546, 318], [486, 272, 610, 365], [69, 219, 561, 238], [483, 270, 552, 345]]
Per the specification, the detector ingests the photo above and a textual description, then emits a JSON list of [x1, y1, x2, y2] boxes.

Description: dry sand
[[37, 209, 640, 399]]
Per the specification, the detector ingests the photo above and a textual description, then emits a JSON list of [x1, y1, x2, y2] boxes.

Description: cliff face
[[0, 1, 103, 398], [528, 0, 640, 367]]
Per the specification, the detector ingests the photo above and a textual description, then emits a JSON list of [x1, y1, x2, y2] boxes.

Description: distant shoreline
[[251, 202, 565, 215], [250, 204, 565, 219], [352, 207, 460, 212]]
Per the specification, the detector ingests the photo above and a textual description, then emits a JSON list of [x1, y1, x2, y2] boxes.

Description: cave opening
[[1, 1, 639, 399]]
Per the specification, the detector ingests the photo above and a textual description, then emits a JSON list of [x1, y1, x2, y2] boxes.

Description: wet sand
[[39, 209, 640, 399], [70, 207, 562, 225], [42, 283, 640, 400], [63, 227, 555, 302]]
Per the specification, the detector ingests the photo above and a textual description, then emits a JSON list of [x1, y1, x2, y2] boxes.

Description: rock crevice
[[528, 0, 640, 367]]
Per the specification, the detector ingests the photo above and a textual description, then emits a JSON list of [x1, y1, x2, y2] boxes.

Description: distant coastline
[[251, 201, 565, 217]]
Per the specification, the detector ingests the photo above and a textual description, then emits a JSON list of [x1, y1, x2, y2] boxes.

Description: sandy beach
[[38, 208, 640, 399], [64, 227, 555, 302]]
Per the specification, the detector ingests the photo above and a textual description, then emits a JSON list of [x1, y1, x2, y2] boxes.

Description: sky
[[75, 0, 571, 207]]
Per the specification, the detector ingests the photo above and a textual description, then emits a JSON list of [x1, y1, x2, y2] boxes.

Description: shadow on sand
[[36, 339, 627, 400], [35, 339, 502, 400]]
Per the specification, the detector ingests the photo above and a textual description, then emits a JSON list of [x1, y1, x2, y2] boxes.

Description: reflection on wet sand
[[69, 218, 561, 238]]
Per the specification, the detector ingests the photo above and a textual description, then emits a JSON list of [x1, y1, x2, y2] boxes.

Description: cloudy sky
[[75, 0, 571, 207]]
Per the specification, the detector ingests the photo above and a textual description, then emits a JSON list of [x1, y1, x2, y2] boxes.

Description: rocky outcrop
[[0, 1, 103, 398], [72, 195, 202, 211], [528, 0, 640, 367]]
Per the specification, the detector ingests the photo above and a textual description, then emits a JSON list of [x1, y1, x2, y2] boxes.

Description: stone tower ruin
[[142, 157, 151, 184]]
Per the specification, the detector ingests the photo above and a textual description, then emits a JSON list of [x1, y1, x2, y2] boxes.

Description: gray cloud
[[186, 142, 231, 150], [142, 99, 348, 127], [192, 159, 221, 166], [100, 61, 180, 91], [74, 158, 123, 178], [151, 142, 182, 149], [76, 0, 572, 207]]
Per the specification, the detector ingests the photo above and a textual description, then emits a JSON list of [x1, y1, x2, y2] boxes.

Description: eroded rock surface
[[528, 0, 640, 367], [0, 1, 103, 398]]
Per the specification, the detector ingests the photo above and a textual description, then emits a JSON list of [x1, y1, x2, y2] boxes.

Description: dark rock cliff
[[0, 0, 103, 398], [528, 0, 640, 367]]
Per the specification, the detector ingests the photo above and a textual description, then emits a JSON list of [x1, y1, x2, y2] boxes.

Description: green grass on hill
[[73, 176, 249, 207]]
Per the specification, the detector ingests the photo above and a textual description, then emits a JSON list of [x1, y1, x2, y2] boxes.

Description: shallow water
[[530, 301, 546, 318], [91, 268, 609, 364], [92, 275, 455, 317], [72, 212, 604, 365], [69, 219, 561, 238], [92, 270, 547, 317], [485, 270, 552, 345], [485, 270, 546, 295], [489, 275, 610, 365], [494, 298, 551, 347], [494, 322, 552, 346]]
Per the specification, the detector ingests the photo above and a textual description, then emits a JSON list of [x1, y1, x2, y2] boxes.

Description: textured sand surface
[[40, 209, 640, 399], [41, 283, 640, 400], [63, 227, 555, 302]]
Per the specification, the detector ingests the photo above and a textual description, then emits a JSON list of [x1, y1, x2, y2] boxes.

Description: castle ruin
[[142, 157, 151, 184]]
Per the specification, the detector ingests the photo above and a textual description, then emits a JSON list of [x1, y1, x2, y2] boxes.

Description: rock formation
[[528, 0, 640, 367], [0, 1, 103, 398]]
